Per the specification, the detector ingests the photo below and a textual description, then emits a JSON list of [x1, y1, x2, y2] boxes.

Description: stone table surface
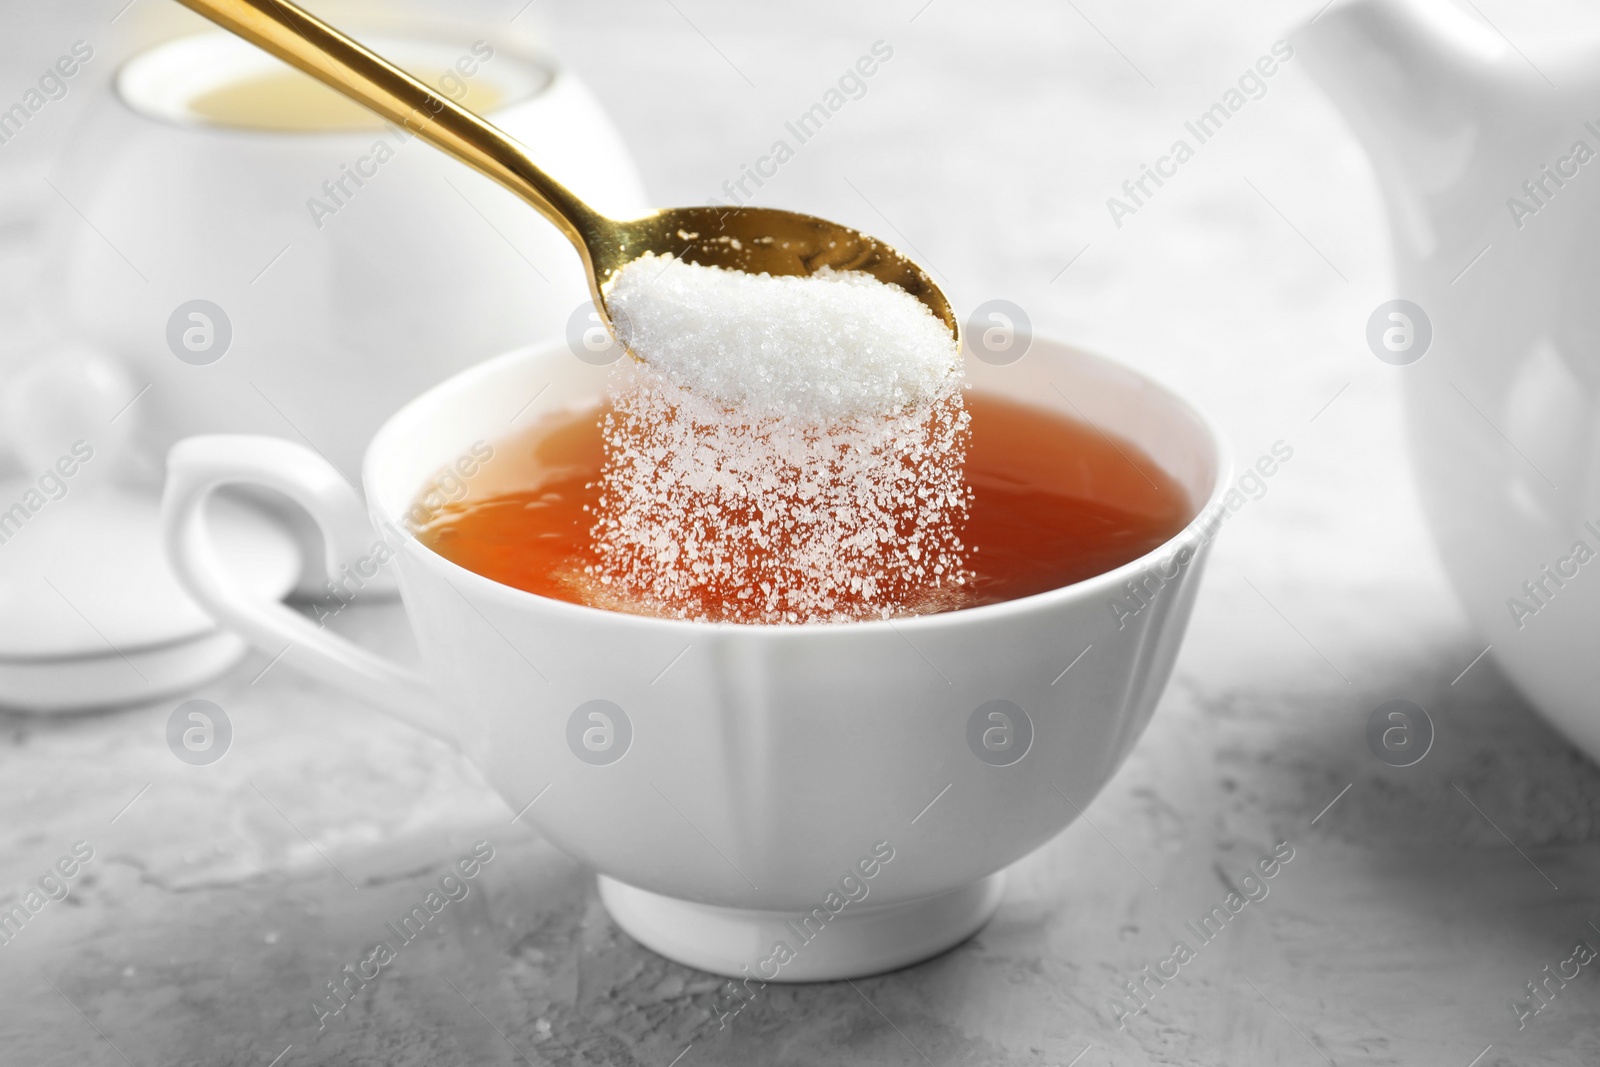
[[4, 0, 1600, 1064]]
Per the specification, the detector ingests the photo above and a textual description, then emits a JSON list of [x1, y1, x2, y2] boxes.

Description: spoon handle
[[174, 0, 605, 249]]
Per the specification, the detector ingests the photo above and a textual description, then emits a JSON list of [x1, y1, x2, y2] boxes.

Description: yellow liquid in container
[[188, 67, 505, 132]]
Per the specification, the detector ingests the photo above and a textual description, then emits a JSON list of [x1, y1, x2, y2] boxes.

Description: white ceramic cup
[[161, 337, 1229, 981]]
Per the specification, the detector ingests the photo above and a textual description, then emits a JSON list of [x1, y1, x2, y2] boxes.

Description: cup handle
[[162, 435, 455, 747]]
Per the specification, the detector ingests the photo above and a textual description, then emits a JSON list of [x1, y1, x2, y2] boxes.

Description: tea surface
[[414, 393, 1192, 621]]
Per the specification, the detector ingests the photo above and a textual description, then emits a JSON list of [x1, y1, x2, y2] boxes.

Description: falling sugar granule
[[586, 253, 971, 624]]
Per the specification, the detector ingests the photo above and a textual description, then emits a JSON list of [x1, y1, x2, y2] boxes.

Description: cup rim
[[368, 339, 1234, 636], [115, 29, 558, 136]]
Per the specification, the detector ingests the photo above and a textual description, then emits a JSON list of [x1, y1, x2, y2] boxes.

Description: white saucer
[[0, 629, 251, 713], [0, 486, 299, 713]]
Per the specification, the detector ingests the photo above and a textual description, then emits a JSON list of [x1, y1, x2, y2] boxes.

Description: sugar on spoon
[[174, 0, 958, 347]]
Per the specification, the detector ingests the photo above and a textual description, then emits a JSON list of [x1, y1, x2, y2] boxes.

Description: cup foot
[[597, 871, 1005, 982]]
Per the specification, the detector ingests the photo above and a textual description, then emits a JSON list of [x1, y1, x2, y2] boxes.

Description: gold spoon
[[175, 0, 958, 344]]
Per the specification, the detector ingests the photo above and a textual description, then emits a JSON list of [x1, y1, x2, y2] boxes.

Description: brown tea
[[413, 393, 1192, 621]]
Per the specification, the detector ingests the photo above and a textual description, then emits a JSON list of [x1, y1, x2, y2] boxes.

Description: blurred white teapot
[[1297, 0, 1600, 758]]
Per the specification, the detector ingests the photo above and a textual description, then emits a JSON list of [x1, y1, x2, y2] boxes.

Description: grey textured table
[[4, 0, 1599, 1064]]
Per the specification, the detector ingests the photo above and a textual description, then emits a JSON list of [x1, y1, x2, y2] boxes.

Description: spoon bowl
[[590, 205, 956, 336], [176, 0, 958, 344]]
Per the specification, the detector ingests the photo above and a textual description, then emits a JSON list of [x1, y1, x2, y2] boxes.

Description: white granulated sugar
[[604, 254, 961, 420], [589, 255, 971, 624]]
